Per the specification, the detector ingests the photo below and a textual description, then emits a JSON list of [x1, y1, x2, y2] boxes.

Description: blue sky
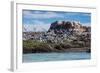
[[22, 10, 91, 32]]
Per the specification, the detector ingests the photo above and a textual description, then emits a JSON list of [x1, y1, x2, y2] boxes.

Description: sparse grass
[[23, 40, 53, 53], [23, 37, 90, 53]]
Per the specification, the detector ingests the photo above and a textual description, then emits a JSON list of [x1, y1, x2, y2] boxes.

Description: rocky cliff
[[48, 21, 90, 34]]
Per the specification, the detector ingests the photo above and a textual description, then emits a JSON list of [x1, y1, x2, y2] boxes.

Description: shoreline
[[23, 48, 91, 54]]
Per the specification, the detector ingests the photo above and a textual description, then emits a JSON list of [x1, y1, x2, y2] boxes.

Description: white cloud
[[23, 10, 64, 19], [65, 12, 91, 17], [23, 20, 51, 32], [82, 23, 91, 26], [81, 13, 91, 16]]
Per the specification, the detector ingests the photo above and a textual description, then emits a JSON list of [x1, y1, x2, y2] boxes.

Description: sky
[[22, 10, 91, 32]]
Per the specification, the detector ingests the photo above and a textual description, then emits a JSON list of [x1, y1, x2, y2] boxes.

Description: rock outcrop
[[48, 21, 90, 34]]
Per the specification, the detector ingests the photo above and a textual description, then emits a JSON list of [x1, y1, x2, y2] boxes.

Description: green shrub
[[23, 40, 53, 53], [54, 44, 62, 50]]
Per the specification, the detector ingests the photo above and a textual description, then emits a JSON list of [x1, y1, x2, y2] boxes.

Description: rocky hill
[[23, 21, 91, 53], [48, 21, 90, 34]]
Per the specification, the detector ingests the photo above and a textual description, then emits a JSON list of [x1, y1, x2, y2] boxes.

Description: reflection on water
[[23, 52, 91, 62]]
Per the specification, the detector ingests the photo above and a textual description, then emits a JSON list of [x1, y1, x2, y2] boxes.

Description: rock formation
[[48, 21, 90, 34], [23, 20, 91, 53]]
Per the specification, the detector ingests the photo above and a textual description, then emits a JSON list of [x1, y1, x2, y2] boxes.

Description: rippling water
[[23, 52, 91, 62]]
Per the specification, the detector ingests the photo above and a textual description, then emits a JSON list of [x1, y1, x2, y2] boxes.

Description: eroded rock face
[[49, 21, 74, 32], [48, 21, 90, 34]]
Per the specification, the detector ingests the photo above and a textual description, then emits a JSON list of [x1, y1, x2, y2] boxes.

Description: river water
[[23, 52, 91, 62]]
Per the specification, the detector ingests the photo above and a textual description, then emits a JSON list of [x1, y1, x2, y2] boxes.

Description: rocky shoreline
[[23, 40, 90, 54], [23, 48, 90, 54]]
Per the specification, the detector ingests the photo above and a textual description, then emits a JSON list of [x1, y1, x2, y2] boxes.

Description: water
[[23, 52, 91, 62]]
